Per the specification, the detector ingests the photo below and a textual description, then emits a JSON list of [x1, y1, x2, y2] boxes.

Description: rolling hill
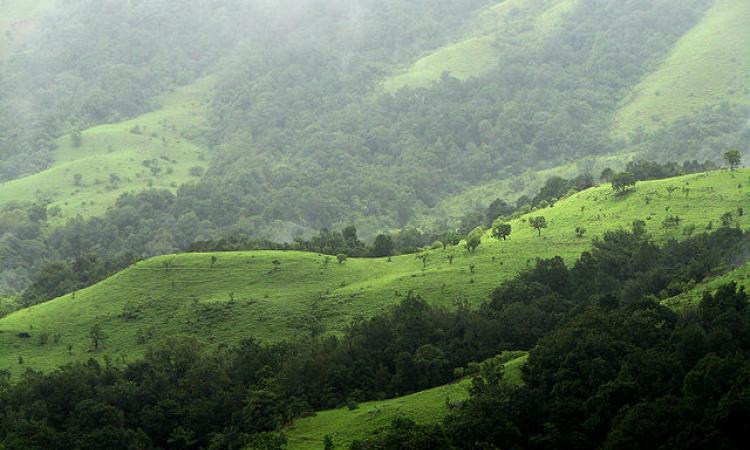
[[1, 169, 748, 375], [0, 78, 212, 222], [284, 353, 528, 450], [614, 0, 750, 136]]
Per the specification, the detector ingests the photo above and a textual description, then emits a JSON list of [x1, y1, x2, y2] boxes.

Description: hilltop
[[2, 169, 748, 374]]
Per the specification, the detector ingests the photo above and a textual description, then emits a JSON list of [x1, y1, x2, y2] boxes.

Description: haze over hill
[[1, 1, 750, 449]]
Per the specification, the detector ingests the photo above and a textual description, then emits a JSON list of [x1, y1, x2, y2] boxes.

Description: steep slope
[[2, 170, 748, 374], [284, 353, 527, 450], [383, 0, 579, 91], [614, 0, 750, 136], [0, 78, 212, 222]]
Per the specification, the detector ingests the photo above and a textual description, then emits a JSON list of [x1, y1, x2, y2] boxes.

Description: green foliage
[[724, 149, 742, 170], [611, 172, 637, 193], [529, 216, 548, 236], [491, 220, 512, 241]]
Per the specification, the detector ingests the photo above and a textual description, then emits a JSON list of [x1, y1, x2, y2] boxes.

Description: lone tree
[[90, 324, 106, 351], [464, 227, 484, 253], [611, 172, 637, 194], [491, 220, 512, 241], [210, 255, 218, 270], [724, 150, 742, 171], [371, 234, 394, 258], [665, 185, 678, 199], [529, 216, 547, 236]]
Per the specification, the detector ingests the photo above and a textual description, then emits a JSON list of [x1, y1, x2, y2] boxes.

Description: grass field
[[284, 353, 528, 450], [0, 0, 55, 58], [614, 0, 750, 136], [0, 78, 212, 222], [383, 0, 579, 92], [1, 169, 748, 375]]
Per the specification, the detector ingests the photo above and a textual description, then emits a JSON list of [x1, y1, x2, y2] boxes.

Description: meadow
[[1, 169, 748, 375]]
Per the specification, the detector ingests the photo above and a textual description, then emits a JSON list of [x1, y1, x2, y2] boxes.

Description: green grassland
[[0, 0, 55, 58], [383, 0, 579, 92], [284, 353, 528, 450], [614, 0, 750, 136], [0, 78, 212, 222], [1, 169, 748, 375]]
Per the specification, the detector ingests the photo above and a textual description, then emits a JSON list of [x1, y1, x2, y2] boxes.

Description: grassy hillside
[[383, 0, 579, 91], [664, 259, 750, 309], [1, 169, 749, 375], [0, 0, 55, 58], [0, 78, 212, 222], [284, 353, 528, 450], [614, 0, 750, 136]]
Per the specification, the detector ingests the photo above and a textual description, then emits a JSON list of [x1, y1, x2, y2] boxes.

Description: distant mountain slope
[[0, 0, 55, 58], [383, 0, 579, 91], [0, 79, 211, 222], [2, 169, 748, 375], [614, 0, 750, 136]]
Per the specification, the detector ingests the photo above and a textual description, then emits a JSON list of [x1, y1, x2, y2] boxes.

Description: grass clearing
[[614, 0, 750, 136], [0, 78, 213, 222]]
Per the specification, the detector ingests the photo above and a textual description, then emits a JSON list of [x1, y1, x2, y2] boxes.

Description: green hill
[[383, 0, 579, 92], [284, 353, 527, 450], [0, 78, 211, 222], [1, 169, 748, 375], [614, 0, 750, 136]]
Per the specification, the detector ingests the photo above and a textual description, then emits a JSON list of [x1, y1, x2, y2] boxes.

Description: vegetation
[[2, 169, 749, 374]]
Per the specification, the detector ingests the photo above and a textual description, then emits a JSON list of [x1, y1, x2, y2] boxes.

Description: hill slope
[[383, 0, 579, 91], [1, 169, 748, 374], [0, 79, 211, 222], [614, 0, 750, 136], [284, 353, 527, 450]]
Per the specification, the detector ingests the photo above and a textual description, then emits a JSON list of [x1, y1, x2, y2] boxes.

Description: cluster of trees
[[2, 223, 748, 449]]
